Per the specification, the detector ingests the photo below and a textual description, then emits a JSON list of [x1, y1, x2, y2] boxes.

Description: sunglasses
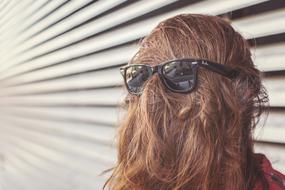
[[120, 58, 238, 96]]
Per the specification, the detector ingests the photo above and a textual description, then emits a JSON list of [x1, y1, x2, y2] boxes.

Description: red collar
[[254, 153, 285, 190]]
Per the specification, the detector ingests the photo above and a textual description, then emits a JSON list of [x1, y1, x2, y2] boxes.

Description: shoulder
[[254, 153, 285, 190]]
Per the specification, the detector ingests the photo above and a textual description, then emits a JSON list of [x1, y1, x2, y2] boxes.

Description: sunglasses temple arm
[[120, 68, 125, 77], [200, 61, 238, 79]]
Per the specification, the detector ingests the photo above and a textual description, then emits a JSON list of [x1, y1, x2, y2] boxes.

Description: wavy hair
[[103, 13, 269, 190]]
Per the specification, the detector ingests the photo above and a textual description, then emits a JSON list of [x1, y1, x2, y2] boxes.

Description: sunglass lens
[[162, 61, 196, 92], [125, 65, 151, 94]]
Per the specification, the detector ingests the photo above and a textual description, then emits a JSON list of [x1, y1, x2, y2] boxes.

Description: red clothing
[[254, 153, 285, 190]]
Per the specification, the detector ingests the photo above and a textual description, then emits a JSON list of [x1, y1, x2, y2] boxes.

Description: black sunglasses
[[120, 58, 238, 96]]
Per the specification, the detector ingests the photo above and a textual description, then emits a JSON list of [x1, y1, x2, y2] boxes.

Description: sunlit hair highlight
[[103, 13, 269, 190]]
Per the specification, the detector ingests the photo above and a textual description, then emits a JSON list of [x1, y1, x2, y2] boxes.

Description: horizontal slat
[[0, 113, 116, 145], [1, 148, 67, 190], [263, 76, 285, 107], [0, 132, 111, 177], [0, 106, 119, 125], [0, 120, 116, 164], [259, 110, 285, 128], [254, 42, 285, 71], [231, 7, 285, 39], [3, 143, 76, 182], [254, 127, 285, 144], [1, 156, 46, 190], [0, 67, 123, 95], [0, 87, 126, 106]]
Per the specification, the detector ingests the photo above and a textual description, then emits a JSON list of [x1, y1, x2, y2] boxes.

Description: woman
[[103, 13, 285, 190]]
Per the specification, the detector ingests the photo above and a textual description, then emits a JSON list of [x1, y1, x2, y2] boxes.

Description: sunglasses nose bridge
[[152, 66, 157, 73], [151, 65, 161, 75]]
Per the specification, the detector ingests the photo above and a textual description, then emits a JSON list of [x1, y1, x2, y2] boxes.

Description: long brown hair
[[103, 13, 269, 190]]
